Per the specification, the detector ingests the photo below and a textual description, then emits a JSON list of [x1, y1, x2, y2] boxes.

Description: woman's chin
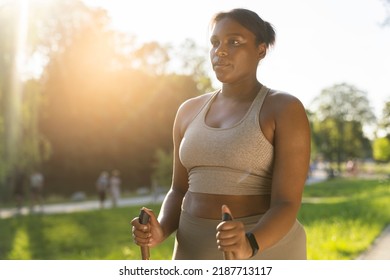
[[214, 73, 231, 83]]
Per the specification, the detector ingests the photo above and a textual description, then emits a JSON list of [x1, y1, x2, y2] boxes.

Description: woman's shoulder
[[176, 90, 217, 119], [267, 88, 302, 104], [265, 88, 306, 113], [180, 91, 216, 111], [174, 90, 218, 135], [263, 88, 309, 133]]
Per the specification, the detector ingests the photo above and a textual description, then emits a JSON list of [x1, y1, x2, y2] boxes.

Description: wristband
[[245, 232, 259, 257]]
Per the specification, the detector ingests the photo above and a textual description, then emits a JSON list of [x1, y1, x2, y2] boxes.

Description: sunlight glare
[[6, 0, 29, 161]]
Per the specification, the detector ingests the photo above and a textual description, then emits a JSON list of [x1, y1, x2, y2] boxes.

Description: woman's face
[[210, 17, 264, 84]]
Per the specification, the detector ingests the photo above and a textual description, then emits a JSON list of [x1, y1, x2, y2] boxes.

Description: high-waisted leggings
[[172, 210, 306, 260]]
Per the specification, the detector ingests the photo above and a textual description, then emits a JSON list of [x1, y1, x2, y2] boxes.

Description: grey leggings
[[172, 210, 306, 260]]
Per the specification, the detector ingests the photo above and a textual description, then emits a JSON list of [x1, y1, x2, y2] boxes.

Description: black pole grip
[[139, 209, 151, 260]]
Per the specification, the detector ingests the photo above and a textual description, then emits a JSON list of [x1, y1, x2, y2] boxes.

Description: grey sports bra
[[179, 85, 274, 195]]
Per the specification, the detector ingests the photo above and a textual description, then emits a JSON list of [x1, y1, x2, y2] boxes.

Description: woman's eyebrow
[[225, 32, 244, 37], [210, 33, 244, 39]]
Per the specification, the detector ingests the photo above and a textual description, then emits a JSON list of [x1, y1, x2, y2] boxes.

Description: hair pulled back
[[211, 8, 276, 48]]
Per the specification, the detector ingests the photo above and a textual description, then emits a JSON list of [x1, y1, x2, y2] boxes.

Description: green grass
[[300, 178, 390, 259], [0, 178, 389, 260], [0, 203, 175, 260]]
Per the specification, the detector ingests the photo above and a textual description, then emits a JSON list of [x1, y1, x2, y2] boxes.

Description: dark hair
[[211, 8, 276, 48]]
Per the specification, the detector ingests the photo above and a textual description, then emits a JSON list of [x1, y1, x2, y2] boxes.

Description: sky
[[83, 0, 389, 119]]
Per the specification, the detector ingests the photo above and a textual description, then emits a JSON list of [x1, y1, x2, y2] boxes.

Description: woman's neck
[[220, 80, 262, 102]]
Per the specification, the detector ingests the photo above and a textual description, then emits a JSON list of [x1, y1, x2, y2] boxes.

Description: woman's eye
[[231, 40, 240, 46], [211, 40, 219, 48]]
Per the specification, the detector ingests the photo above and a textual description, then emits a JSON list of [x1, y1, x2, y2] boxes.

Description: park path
[[356, 225, 390, 260], [0, 193, 166, 219]]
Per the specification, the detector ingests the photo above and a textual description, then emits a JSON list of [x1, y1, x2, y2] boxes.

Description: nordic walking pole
[[222, 212, 234, 260], [139, 209, 151, 260]]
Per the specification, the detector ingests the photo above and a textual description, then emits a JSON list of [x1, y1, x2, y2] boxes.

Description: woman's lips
[[213, 62, 230, 70]]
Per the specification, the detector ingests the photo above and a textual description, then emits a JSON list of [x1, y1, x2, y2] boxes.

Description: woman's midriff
[[182, 191, 271, 219]]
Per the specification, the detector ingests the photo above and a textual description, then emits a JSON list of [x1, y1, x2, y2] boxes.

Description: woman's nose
[[215, 44, 228, 57]]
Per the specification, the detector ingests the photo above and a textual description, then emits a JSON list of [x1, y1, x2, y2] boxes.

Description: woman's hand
[[131, 207, 165, 248], [216, 205, 253, 260]]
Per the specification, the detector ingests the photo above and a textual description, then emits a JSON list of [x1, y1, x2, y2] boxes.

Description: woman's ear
[[258, 43, 267, 60]]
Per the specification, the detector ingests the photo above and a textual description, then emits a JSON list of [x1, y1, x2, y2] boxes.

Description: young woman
[[131, 8, 311, 260]]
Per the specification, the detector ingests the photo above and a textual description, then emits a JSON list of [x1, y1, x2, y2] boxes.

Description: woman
[[131, 8, 310, 260]]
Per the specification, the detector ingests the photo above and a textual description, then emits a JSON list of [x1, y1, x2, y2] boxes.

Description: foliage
[[151, 148, 173, 188], [311, 83, 375, 123], [0, 2, 55, 200], [312, 118, 372, 162], [310, 83, 375, 169], [378, 100, 390, 136], [0, 2, 22, 188], [373, 137, 390, 162], [175, 38, 214, 93], [17, 79, 51, 170]]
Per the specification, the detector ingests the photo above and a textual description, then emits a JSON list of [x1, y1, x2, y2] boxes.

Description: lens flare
[[5, 0, 29, 162]]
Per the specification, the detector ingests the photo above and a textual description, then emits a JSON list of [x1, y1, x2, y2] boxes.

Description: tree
[[18, 79, 51, 169], [175, 39, 213, 93], [130, 41, 170, 75], [311, 83, 376, 171], [0, 0, 131, 199], [0, 0, 55, 200], [0, 1, 25, 184]]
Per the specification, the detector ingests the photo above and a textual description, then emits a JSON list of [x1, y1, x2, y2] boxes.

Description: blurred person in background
[[29, 171, 45, 213], [109, 169, 121, 208], [13, 168, 26, 215], [96, 171, 109, 209]]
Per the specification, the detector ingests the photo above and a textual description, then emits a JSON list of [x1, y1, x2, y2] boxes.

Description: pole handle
[[222, 212, 234, 260], [139, 209, 151, 260]]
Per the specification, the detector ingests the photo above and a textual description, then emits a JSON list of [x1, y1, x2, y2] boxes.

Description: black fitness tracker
[[245, 232, 259, 257]]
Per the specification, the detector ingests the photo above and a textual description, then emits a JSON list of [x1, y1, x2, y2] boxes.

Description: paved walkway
[[0, 194, 166, 219], [356, 225, 390, 260]]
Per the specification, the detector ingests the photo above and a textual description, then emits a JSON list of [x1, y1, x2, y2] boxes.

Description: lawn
[[0, 204, 172, 260], [0, 178, 389, 260], [300, 177, 390, 259]]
